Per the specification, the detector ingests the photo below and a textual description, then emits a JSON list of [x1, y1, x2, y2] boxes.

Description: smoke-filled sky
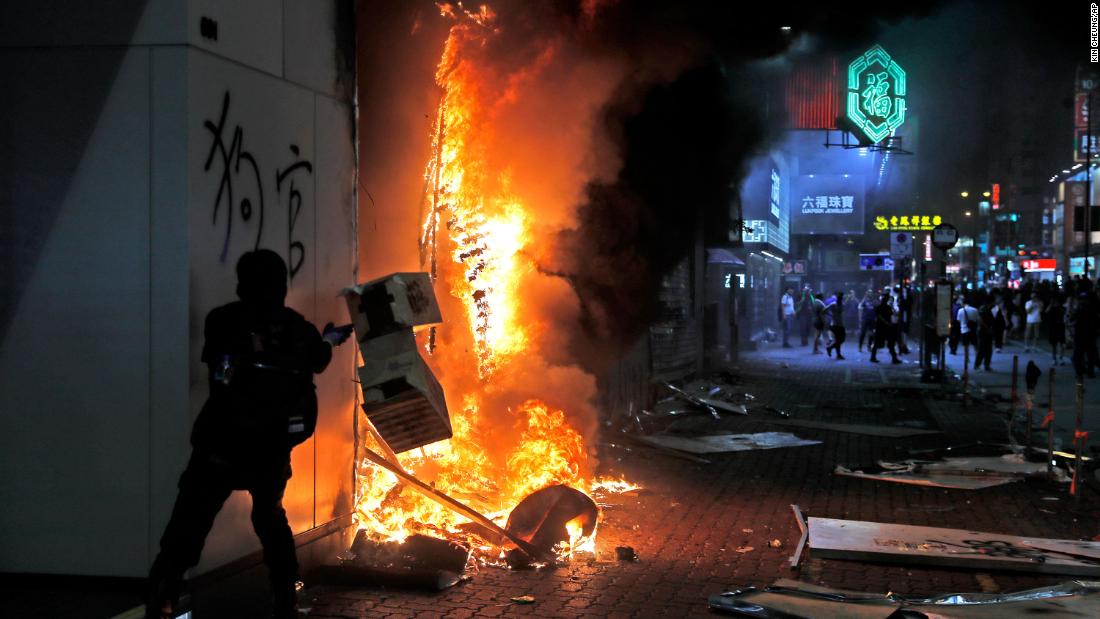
[[356, 0, 1086, 373]]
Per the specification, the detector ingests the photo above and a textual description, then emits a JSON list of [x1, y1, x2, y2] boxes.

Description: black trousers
[[830, 325, 847, 354], [1073, 337, 1100, 378], [974, 330, 993, 369], [148, 450, 297, 608]]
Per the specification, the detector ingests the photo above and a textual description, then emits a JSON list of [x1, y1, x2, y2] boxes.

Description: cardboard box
[[342, 273, 442, 345], [356, 330, 451, 453]]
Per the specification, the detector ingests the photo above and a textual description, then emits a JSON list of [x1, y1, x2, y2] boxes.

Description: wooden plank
[[808, 517, 1100, 576], [789, 504, 808, 568], [360, 446, 550, 561]]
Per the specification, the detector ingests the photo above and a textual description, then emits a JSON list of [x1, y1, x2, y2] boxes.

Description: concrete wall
[[0, 0, 356, 578]]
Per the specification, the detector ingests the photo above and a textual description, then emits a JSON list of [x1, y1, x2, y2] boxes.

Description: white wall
[[0, 0, 356, 578]]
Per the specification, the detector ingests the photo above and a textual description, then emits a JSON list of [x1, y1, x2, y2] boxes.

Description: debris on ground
[[634, 432, 821, 455], [763, 418, 942, 438], [835, 453, 1069, 489], [735, 545, 754, 553], [768, 539, 783, 549], [509, 595, 536, 604], [615, 546, 639, 562], [807, 517, 1100, 576], [708, 578, 1100, 618]]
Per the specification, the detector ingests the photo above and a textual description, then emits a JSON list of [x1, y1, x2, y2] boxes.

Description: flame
[[354, 2, 635, 561]]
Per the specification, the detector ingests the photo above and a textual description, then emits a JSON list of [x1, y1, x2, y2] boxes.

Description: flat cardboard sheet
[[708, 578, 1100, 618], [637, 432, 820, 454], [762, 418, 942, 437], [808, 517, 1100, 576], [834, 466, 1018, 490]]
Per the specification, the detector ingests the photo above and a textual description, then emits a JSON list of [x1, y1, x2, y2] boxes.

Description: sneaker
[[892, 358, 902, 364], [836, 354, 846, 360], [870, 357, 879, 363]]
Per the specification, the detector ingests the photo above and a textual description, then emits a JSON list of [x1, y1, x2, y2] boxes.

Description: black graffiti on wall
[[276, 145, 313, 278], [202, 91, 313, 278]]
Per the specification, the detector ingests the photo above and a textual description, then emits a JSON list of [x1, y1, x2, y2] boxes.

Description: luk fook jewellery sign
[[847, 45, 907, 143]]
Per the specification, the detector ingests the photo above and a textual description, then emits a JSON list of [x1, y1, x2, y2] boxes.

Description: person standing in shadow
[[146, 250, 353, 619]]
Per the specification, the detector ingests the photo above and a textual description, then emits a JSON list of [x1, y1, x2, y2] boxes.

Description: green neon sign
[[846, 45, 907, 143]]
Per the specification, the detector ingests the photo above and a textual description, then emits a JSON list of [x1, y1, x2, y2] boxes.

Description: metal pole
[[1047, 368, 1056, 477], [1010, 355, 1019, 439], [963, 340, 970, 406], [1073, 378, 1085, 503], [1086, 90, 1092, 281]]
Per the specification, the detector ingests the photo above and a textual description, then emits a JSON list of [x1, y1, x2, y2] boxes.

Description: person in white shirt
[[956, 297, 980, 361], [780, 288, 796, 348], [1024, 293, 1043, 352]]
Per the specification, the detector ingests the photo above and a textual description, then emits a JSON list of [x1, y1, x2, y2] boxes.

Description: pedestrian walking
[[895, 285, 912, 355], [949, 296, 962, 355], [779, 287, 796, 348], [825, 291, 847, 360], [992, 293, 1007, 353], [144, 250, 353, 619], [870, 293, 900, 364], [1024, 292, 1043, 352], [956, 296, 979, 362], [858, 289, 876, 353], [975, 299, 995, 371], [1046, 295, 1066, 365], [811, 292, 827, 354], [797, 287, 813, 346]]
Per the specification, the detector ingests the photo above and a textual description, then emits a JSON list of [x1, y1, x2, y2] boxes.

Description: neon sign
[[847, 45, 907, 143], [873, 214, 942, 231]]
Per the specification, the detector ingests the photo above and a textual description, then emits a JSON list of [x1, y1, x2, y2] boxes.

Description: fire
[[354, 2, 634, 561]]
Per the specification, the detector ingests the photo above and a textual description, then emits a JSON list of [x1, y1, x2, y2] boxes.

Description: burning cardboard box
[[345, 274, 450, 454], [342, 272, 442, 350]]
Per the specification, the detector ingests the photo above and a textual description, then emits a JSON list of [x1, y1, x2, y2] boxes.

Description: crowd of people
[[777, 275, 1100, 378]]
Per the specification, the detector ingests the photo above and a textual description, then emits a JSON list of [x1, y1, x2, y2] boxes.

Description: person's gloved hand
[[322, 322, 354, 347]]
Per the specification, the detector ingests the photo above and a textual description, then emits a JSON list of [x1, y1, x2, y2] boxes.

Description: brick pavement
[[299, 340, 1100, 619]]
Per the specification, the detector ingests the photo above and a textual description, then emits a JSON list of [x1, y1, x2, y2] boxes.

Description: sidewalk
[[294, 338, 1100, 619]]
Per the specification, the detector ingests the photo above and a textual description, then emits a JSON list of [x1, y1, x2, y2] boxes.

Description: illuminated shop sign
[[847, 45, 907, 143], [791, 174, 865, 235], [1021, 259, 1056, 272], [770, 168, 781, 219], [872, 214, 943, 231]]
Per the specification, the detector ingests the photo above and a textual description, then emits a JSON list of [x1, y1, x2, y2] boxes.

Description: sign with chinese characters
[[791, 174, 865, 234], [741, 219, 770, 244], [1074, 129, 1100, 163], [873, 214, 943, 231], [992, 183, 1000, 210], [739, 155, 789, 252], [1021, 259, 1056, 272], [846, 45, 907, 143], [769, 168, 781, 220]]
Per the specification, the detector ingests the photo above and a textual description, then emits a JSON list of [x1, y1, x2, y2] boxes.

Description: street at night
[[5, 1, 1100, 618]]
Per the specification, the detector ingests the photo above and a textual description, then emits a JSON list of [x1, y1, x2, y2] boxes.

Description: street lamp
[[982, 191, 991, 198], [960, 191, 970, 198]]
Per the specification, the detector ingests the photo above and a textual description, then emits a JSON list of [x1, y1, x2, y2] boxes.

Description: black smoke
[[534, 0, 948, 370]]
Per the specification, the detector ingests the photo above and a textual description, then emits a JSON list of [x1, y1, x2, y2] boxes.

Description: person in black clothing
[[825, 291, 847, 360], [870, 294, 899, 364], [1046, 295, 1067, 365], [1073, 291, 1100, 378], [145, 250, 352, 619], [974, 300, 995, 371]]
